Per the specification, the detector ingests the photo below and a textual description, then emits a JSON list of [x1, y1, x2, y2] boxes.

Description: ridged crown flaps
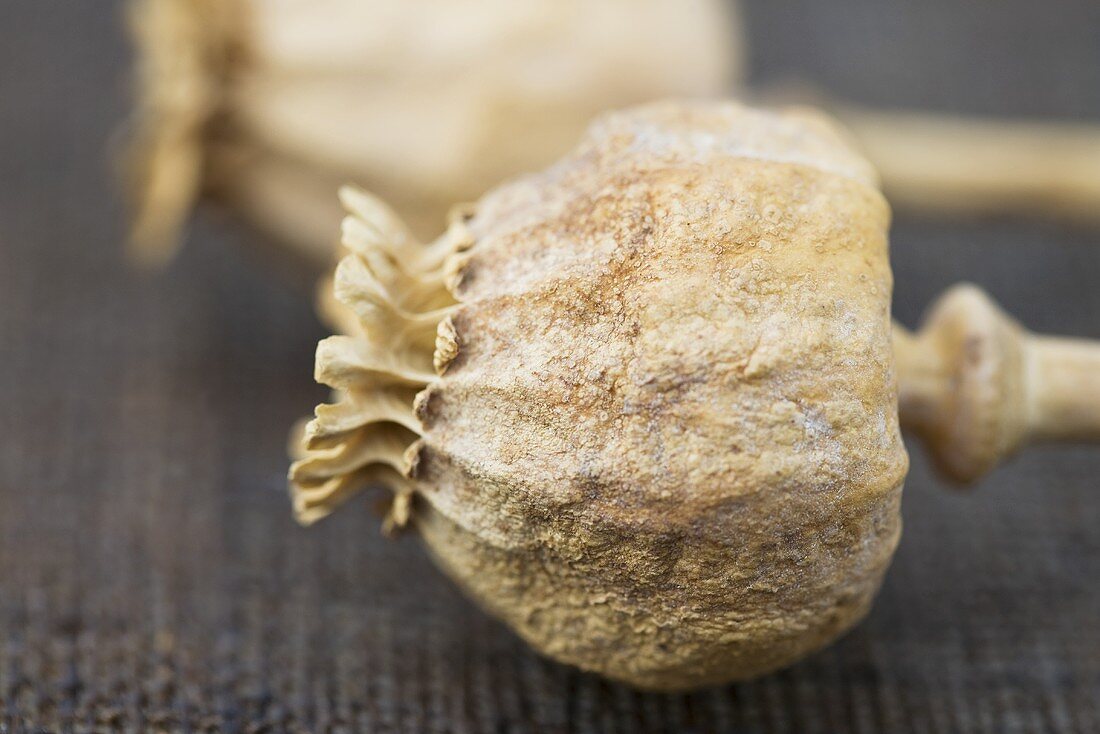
[[288, 187, 463, 526], [124, 0, 243, 265]]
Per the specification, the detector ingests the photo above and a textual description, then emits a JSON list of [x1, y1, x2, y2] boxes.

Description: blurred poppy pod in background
[[124, 0, 741, 271]]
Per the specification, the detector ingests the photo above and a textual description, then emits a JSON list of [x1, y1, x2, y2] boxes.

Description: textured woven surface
[[1, 1, 1098, 731]]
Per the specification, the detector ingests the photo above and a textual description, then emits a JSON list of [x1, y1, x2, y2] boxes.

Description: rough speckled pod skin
[[291, 101, 909, 691]]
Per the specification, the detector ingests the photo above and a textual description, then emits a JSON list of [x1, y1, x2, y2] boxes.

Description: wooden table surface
[[1, 1, 1098, 731]]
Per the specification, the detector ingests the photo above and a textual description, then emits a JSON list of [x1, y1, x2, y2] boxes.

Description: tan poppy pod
[[290, 99, 1100, 690], [124, 0, 740, 269], [291, 100, 909, 689]]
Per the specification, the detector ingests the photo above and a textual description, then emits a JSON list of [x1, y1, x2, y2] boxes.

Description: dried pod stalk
[[837, 107, 1100, 226], [894, 284, 1100, 482], [125, 0, 739, 269]]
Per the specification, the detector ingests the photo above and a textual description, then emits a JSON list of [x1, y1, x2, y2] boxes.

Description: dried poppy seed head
[[291, 100, 908, 690], [124, 0, 739, 269]]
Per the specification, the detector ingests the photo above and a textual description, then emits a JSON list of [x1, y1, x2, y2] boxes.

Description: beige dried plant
[[124, 0, 739, 269], [125, 0, 1100, 282], [292, 101, 908, 690], [290, 99, 1100, 690]]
